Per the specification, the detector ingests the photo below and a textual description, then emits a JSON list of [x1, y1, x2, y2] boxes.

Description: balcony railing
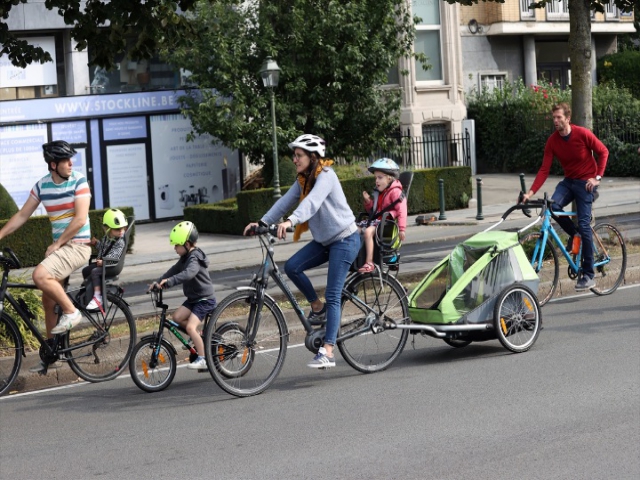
[[546, 0, 569, 19], [520, 0, 534, 18]]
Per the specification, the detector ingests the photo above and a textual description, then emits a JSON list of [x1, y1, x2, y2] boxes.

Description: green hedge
[[467, 79, 640, 176], [597, 51, 640, 99], [186, 167, 471, 235], [0, 206, 135, 267], [0, 183, 18, 220]]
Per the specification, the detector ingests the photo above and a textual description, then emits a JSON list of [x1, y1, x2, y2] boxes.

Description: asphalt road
[[2, 285, 638, 480]]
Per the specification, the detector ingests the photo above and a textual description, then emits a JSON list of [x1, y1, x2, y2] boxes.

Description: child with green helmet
[[82, 208, 129, 312], [149, 221, 217, 371]]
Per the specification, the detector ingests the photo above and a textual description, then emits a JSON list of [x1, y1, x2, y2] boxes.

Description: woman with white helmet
[[244, 134, 360, 369]]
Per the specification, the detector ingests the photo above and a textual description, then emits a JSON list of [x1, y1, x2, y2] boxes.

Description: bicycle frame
[[244, 228, 396, 348], [517, 196, 613, 276]]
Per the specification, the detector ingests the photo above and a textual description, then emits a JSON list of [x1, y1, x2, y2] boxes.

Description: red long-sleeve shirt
[[531, 125, 609, 194]]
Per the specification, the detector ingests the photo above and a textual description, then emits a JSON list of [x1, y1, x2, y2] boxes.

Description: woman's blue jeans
[[284, 231, 361, 346], [551, 178, 596, 279]]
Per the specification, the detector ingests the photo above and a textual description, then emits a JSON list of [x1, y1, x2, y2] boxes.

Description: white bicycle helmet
[[368, 158, 400, 178], [288, 134, 326, 157]]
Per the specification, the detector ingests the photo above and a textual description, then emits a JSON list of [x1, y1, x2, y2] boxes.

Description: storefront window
[[88, 50, 182, 94]]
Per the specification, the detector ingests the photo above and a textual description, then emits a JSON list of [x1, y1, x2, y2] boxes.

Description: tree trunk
[[568, 0, 593, 128]]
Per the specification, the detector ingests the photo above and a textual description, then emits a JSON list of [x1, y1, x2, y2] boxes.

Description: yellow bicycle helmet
[[170, 221, 199, 246], [102, 209, 128, 230]]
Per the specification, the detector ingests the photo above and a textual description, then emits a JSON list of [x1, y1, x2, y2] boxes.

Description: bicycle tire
[[590, 223, 627, 296], [493, 284, 541, 353], [64, 292, 136, 382], [204, 290, 288, 397], [519, 232, 559, 307], [0, 313, 23, 396], [337, 273, 409, 373], [129, 337, 176, 393]]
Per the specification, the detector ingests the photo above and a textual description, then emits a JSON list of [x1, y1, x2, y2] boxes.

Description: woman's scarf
[[293, 159, 334, 242]]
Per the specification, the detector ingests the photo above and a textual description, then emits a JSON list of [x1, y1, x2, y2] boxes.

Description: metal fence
[[371, 130, 472, 170]]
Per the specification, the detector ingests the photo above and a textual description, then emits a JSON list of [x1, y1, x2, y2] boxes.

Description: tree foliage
[[0, 0, 209, 68], [163, 0, 422, 162]]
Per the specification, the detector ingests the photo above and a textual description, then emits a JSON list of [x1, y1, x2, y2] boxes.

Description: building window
[[413, 0, 443, 83], [0, 34, 65, 101], [546, 0, 569, 20], [605, 3, 619, 19], [479, 73, 507, 93], [88, 46, 180, 95], [520, 0, 534, 19]]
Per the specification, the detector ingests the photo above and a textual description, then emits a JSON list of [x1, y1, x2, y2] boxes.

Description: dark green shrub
[[597, 51, 640, 99], [0, 183, 18, 220], [0, 207, 135, 267], [5, 273, 44, 349], [467, 78, 640, 175], [190, 167, 471, 235]]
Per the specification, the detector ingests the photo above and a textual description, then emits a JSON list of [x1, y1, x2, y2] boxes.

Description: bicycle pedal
[[197, 368, 208, 373]]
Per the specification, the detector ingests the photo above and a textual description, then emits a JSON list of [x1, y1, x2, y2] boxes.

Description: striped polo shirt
[[30, 171, 92, 243]]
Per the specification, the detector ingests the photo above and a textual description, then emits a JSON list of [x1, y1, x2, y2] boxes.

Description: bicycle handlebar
[[245, 222, 294, 237], [0, 248, 22, 270]]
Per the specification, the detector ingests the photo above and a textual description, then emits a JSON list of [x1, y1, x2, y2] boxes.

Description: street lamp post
[[260, 56, 281, 199]]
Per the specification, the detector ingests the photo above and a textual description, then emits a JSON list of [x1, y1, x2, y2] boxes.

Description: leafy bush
[[0, 183, 18, 220], [467, 78, 640, 176], [189, 167, 471, 235], [0, 207, 135, 267], [597, 51, 640, 99], [4, 273, 44, 350]]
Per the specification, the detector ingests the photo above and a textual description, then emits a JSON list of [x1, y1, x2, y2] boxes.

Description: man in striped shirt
[[0, 140, 92, 371]]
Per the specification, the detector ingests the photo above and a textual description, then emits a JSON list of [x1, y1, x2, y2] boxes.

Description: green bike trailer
[[400, 230, 542, 352]]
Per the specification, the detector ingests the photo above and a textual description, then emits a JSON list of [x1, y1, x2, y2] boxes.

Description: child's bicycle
[[517, 193, 627, 306], [129, 286, 216, 392], [0, 247, 136, 396], [202, 222, 410, 397]]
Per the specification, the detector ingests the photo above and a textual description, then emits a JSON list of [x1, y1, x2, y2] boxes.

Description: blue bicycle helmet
[[368, 158, 400, 178]]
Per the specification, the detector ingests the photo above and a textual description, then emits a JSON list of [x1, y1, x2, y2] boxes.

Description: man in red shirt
[[522, 102, 608, 291]]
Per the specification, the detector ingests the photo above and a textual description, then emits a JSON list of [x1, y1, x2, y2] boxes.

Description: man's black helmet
[[43, 140, 77, 164]]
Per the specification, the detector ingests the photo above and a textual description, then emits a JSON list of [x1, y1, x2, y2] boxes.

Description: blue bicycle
[[516, 194, 626, 306]]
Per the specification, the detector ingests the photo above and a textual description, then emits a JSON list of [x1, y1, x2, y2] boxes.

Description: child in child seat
[[83, 209, 128, 312], [357, 158, 407, 273]]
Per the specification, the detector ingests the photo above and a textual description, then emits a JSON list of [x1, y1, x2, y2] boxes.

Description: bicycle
[[129, 286, 220, 393], [202, 223, 410, 397], [0, 247, 136, 396], [515, 193, 627, 306]]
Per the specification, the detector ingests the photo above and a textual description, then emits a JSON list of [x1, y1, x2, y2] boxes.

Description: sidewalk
[[72, 173, 640, 286], [5, 174, 639, 395]]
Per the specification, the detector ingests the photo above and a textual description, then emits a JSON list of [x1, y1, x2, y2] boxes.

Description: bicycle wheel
[[519, 232, 559, 306], [493, 284, 541, 353], [204, 290, 287, 397], [0, 314, 23, 396], [590, 223, 627, 296], [129, 337, 176, 393], [337, 273, 409, 373], [65, 292, 136, 382]]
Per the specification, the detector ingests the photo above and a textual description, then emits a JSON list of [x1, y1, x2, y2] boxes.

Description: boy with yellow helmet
[[149, 221, 217, 370], [82, 208, 128, 312]]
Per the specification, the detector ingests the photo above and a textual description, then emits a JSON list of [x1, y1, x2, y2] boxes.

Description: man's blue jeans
[[551, 178, 596, 279], [284, 231, 361, 346]]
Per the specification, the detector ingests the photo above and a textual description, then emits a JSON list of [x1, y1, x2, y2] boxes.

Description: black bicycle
[[129, 287, 221, 393], [203, 223, 410, 397], [0, 247, 136, 396]]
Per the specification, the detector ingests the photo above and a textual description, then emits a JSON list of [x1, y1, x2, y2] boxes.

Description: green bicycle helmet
[[170, 221, 199, 246], [102, 209, 128, 230]]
